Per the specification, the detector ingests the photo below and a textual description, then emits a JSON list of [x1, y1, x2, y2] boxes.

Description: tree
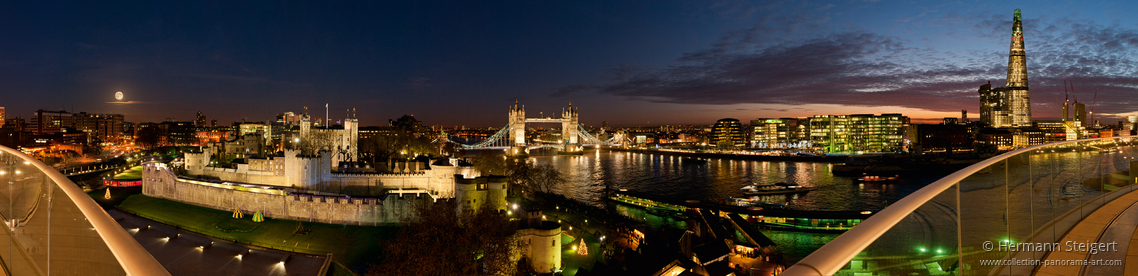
[[525, 164, 564, 194], [359, 134, 402, 163], [472, 150, 508, 176], [471, 153, 565, 195], [299, 130, 337, 156], [368, 200, 517, 275], [358, 131, 437, 165], [135, 127, 162, 149]]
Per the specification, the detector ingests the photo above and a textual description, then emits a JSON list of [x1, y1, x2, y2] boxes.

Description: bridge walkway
[[1035, 188, 1138, 276]]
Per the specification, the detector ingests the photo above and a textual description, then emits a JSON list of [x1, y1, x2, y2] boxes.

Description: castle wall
[[195, 167, 289, 187], [143, 163, 435, 225], [454, 175, 507, 213]]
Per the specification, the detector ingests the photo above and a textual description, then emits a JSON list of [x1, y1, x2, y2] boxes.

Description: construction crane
[[1091, 88, 1098, 127]]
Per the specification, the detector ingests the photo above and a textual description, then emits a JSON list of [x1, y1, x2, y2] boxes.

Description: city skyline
[[3, 1, 1137, 127]]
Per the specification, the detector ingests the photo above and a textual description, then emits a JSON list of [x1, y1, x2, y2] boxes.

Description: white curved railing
[[784, 137, 1137, 275], [0, 146, 169, 276]]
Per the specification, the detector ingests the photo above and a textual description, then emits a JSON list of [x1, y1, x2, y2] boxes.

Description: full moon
[[115, 91, 123, 100]]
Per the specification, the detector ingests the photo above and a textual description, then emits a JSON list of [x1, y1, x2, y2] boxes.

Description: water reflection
[[528, 149, 937, 212]]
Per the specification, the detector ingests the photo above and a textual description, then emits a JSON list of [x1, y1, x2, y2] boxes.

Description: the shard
[[1005, 9, 1031, 127]]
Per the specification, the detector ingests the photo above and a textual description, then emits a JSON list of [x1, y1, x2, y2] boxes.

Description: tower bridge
[[435, 101, 622, 154]]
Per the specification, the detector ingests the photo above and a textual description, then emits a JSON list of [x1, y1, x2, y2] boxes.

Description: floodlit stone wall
[[183, 148, 475, 197], [144, 163, 434, 225], [517, 221, 562, 273]]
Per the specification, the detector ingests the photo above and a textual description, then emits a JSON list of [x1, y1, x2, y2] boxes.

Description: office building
[[710, 118, 744, 148], [32, 110, 74, 134], [808, 114, 908, 153], [195, 111, 207, 127], [750, 118, 804, 149], [74, 112, 125, 144]]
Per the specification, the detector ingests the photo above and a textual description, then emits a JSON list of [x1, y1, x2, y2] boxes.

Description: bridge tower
[[561, 103, 582, 153], [508, 100, 528, 155]]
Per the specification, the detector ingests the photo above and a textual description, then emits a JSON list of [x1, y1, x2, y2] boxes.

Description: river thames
[[520, 148, 948, 262]]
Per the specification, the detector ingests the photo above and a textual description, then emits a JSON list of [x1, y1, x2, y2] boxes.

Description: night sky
[[3, 1, 1137, 127]]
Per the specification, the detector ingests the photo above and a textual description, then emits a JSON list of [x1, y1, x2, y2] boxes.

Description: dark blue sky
[[3, 1, 1136, 127]]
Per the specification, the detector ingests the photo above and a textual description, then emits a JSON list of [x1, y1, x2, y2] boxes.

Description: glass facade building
[[710, 118, 745, 148], [979, 9, 1032, 128], [808, 114, 908, 153]]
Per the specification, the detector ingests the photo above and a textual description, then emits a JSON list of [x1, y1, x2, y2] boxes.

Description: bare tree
[[299, 130, 337, 155], [368, 200, 517, 275], [472, 150, 507, 176], [526, 164, 564, 194]]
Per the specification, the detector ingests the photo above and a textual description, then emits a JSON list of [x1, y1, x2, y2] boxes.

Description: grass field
[[112, 166, 144, 180], [117, 194, 397, 271]]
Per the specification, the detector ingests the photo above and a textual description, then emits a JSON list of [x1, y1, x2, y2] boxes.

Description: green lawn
[[112, 166, 144, 180], [87, 187, 139, 208], [117, 194, 397, 270]]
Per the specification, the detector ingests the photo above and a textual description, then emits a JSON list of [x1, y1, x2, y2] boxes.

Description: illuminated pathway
[[109, 209, 329, 276]]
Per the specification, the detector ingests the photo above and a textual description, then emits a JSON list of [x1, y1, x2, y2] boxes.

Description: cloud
[[589, 14, 1138, 119], [405, 77, 434, 90], [107, 101, 144, 104], [550, 84, 593, 97]]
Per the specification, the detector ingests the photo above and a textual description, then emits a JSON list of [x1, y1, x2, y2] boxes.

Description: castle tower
[[1006, 9, 1032, 127]]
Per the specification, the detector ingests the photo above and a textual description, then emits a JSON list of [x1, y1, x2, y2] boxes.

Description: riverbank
[[603, 147, 850, 162]]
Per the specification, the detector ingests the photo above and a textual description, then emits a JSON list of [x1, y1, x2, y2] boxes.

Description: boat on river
[[727, 196, 788, 209], [608, 190, 870, 233], [739, 183, 816, 195], [855, 175, 899, 183]]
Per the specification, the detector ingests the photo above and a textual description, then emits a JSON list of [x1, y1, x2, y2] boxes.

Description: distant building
[[977, 127, 1044, 151], [916, 124, 972, 153], [195, 111, 207, 127], [32, 110, 74, 134], [1034, 120, 1073, 143], [750, 118, 806, 149], [1074, 101, 1087, 127], [164, 121, 197, 146], [1128, 116, 1138, 135], [808, 114, 908, 153], [73, 112, 124, 144], [4, 117, 26, 132], [978, 82, 1009, 127], [277, 111, 301, 126], [0, 107, 5, 128], [709, 118, 744, 148]]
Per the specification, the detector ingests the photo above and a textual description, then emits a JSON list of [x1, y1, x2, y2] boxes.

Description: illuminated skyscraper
[[978, 9, 1033, 128], [1006, 9, 1031, 127]]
